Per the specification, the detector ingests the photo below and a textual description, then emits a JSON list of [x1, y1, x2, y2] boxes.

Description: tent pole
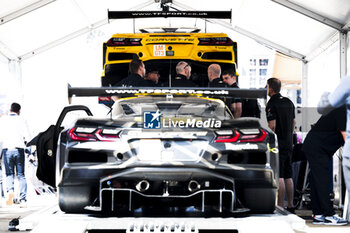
[[301, 61, 309, 133], [340, 32, 348, 78], [340, 31, 349, 221], [0, 0, 56, 26]]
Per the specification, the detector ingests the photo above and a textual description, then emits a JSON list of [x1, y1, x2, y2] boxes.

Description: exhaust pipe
[[136, 180, 150, 192], [188, 180, 201, 192]]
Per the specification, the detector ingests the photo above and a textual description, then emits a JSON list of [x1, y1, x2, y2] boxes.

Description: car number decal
[[153, 44, 165, 56]]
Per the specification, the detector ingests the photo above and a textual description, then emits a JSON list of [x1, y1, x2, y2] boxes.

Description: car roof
[[111, 95, 232, 119]]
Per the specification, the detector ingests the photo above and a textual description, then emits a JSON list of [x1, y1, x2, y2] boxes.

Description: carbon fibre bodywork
[[56, 96, 278, 215]]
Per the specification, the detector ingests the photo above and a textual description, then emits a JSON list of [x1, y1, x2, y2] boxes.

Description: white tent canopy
[[0, 0, 349, 133], [0, 0, 349, 62]]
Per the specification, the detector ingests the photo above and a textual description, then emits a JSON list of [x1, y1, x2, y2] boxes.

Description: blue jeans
[[0, 164, 4, 198], [3, 148, 27, 201]]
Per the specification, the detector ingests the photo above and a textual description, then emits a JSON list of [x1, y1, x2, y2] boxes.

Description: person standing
[[208, 64, 225, 87], [170, 61, 196, 87], [145, 69, 161, 86], [116, 59, 156, 87], [266, 78, 296, 212], [302, 106, 348, 225], [0, 103, 30, 207], [317, 75, 350, 221], [222, 69, 242, 118]]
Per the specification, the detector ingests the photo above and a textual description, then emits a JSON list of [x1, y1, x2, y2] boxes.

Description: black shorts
[[279, 149, 293, 179]]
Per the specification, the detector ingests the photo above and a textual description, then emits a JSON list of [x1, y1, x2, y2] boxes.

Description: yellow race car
[[101, 27, 237, 87]]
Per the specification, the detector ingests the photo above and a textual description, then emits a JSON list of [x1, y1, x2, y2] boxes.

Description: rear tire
[[242, 188, 277, 214], [58, 185, 93, 213]]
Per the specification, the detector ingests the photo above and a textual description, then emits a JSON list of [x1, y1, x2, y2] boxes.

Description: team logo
[[143, 110, 161, 129]]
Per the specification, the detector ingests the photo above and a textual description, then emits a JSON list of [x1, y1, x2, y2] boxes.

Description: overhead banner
[[108, 11, 232, 19], [68, 86, 267, 99]]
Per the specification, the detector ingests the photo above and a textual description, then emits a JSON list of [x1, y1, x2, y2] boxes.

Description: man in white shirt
[[0, 103, 30, 207]]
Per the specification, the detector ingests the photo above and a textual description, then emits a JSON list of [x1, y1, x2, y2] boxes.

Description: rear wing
[[108, 10, 232, 20], [68, 86, 267, 99], [107, 9, 232, 33]]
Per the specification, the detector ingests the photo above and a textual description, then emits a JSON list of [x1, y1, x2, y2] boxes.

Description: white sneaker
[[312, 215, 325, 225], [19, 200, 27, 208], [6, 191, 14, 206], [324, 215, 348, 226]]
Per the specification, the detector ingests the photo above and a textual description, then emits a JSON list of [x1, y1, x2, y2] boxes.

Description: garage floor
[[0, 194, 349, 233], [0, 194, 55, 233]]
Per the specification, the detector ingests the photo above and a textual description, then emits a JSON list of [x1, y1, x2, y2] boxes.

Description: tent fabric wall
[[307, 41, 341, 107], [0, 0, 349, 63], [0, 62, 10, 115], [301, 31, 349, 131], [0, 60, 22, 108], [20, 31, 107, 133], [301, 40, 340, 132]]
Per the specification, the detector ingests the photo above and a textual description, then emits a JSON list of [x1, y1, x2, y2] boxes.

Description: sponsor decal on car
[[225, 143, 259, 150], [127, 131, 208, 137], [143, 110, 162, 129], [143, 110, 221, 129], [162, 118, 221, 128], [105, 88, 229, 95]]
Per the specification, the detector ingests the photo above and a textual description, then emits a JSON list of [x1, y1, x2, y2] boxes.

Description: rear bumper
[[59, 165, 276, 188], [58, 159, 277, 214], [93, 167, 236, 214]]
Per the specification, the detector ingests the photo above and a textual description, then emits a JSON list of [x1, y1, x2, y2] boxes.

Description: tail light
[[68, 127, 96, 141], [107, 38, 142, 46], [95, 129, 119, 142], [215, 130, 240, 143], [198, 37, 233, 46], [68, 127, 120, 142], [239, 129, 267, 142], [215, 129, 267, 143]]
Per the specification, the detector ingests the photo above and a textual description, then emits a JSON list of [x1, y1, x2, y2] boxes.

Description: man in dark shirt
[[208, 64, 225, 87], [145, 69, 161, 86], [302, 106, 348, 225], [241, 99, 261, 118], [116, 59, 156, 87], [170, 61, 196, 87], [222, 69, 242, 118], [266, 77, 296, 211]]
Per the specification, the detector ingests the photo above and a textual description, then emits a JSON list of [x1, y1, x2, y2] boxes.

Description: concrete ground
[[295, 208, 350, 233], [0, 194, 349, 233], [0, 194, 55, 233]]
